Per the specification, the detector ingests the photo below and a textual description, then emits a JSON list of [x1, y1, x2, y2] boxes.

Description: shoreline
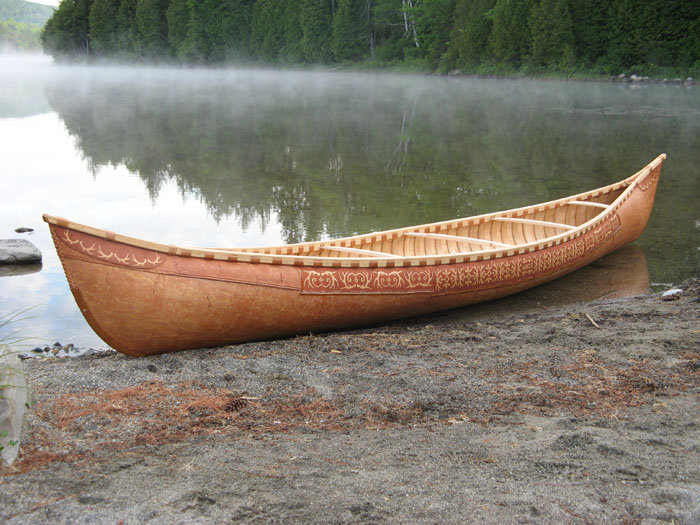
[[1, 279, 698, 523]]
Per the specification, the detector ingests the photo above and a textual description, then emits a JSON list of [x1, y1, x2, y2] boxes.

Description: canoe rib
[[43, 154, 665, 356]]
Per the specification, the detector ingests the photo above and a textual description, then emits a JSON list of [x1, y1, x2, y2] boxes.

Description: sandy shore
[[1, 279, 698, 524]]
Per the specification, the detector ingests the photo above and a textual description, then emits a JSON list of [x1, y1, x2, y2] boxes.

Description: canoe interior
[[226, 186, 624, 259]]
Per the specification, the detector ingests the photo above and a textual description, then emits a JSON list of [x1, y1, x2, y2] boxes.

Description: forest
[[41, 0, 700, 76], [0, 0, 53, 51]]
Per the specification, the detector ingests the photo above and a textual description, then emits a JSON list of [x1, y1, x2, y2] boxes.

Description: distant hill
[[0, 0, 54, 26]]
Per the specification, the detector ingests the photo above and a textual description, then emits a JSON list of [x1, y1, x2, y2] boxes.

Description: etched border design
[[302, 213, 621, 294], [59, 228, 163, 269], [638, 165, 660, 192]]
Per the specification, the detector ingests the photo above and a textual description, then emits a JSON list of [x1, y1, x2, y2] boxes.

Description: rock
[[14, 227, 33, 233], [685, 77, 694, 84], [1, 348, 28, 466], [630, 74, 641, 82], [661, 288, 683, 301], [0, 239, 42, 264], [448, 69, 462, 77], [617, 73, 626, 80]]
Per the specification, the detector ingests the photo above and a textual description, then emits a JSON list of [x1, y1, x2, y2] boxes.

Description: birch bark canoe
[[44, 154, 665, 356]]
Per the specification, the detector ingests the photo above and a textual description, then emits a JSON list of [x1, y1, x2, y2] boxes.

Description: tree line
[[41, 0, 700, 75], [0, 0, 53, 51], [0, 19, 42, 51]]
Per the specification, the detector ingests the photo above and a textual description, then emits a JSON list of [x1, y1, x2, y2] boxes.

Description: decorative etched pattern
[[60, 229, 163, 269], [638, 167, 660, 192], [302, 213, 621, 294], [303, 269, 433, 293]]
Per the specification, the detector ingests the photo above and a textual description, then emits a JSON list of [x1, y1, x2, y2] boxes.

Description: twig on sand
[[584, 312, 600, 329]]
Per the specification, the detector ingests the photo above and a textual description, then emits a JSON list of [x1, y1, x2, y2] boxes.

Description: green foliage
[[528, 0, 573, 68], [413, 0, 456, 68], [38, 0, 700, 76], [250, 0, 286, 61], [89, 0, 120, 55], [448, 0, 495, 70], [332, 0, 369, 61], [203, 0, 253, 62], [281, 0, 303, 62], [135, 0, 169, 57], [568, 0, 608, 68], [0, 0, 54, 26], [300, 0, 333, 63], [0, 18, 41, 50], [116, 0, 139, 56], [42, 0, 88, 58], [487, 0, 533, 68]]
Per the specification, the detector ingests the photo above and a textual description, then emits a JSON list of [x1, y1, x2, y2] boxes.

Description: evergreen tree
[[250, 0, 286, 61], [89, 0, 121, 55], [165, 0, 188, 55], [487, 0, 533, 68], [332, 0, 370, 61], [281, 0, 304, 62], [42, 0, 79, 56], [135, 0, 170, 57], [300, 0, 333, 63], [116, 0, 139, 56], [414, 0, 456, 67], [448, 0, 495, 69], [42, 0, 94, 57], [568, 0, 608, 67], [528, 0, 574, 69], [203, 0, 254, 62]]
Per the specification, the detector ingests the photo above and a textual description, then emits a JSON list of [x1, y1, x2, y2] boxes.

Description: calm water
[[1, 55, 699, 349]]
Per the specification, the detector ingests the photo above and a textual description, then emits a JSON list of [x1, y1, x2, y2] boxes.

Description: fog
[[1, 55, 698, 346]]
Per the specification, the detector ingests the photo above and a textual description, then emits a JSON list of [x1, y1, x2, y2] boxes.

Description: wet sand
[[1, 276, 698, 524]]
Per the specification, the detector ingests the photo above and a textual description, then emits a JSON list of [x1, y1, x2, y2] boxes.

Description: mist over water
[[1, 56, 699, 347]]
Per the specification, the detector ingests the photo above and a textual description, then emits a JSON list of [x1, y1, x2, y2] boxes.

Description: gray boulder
[[0, 239, 42, 264]]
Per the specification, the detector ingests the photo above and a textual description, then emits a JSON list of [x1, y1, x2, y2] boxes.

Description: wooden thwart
[[568, 200, 610, 209], [403, 231, 512, 248], [492, 217, 576, 230], [321, 246, 401, 258]]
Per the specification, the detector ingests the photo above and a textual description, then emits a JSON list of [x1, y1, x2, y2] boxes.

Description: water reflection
[[437, 245, 650, 322], [0, 263, 42, 278], [1, 61, 698, 346], [42, 69, 700, 283]]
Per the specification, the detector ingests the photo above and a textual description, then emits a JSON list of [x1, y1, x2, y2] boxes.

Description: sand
[[1, 279, 698, 524]]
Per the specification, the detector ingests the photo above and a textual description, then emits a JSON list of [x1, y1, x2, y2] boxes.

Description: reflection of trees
[[45, 72, 700, 280]]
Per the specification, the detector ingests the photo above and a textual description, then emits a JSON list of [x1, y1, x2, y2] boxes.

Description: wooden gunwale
[[42, 154, 665, 267]]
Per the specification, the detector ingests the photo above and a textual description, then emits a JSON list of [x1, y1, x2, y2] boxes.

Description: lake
[[1, 55, 698, 349]]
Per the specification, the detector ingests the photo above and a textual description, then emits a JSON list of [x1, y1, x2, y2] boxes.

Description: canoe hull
[[47, 158, 661, 356]]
